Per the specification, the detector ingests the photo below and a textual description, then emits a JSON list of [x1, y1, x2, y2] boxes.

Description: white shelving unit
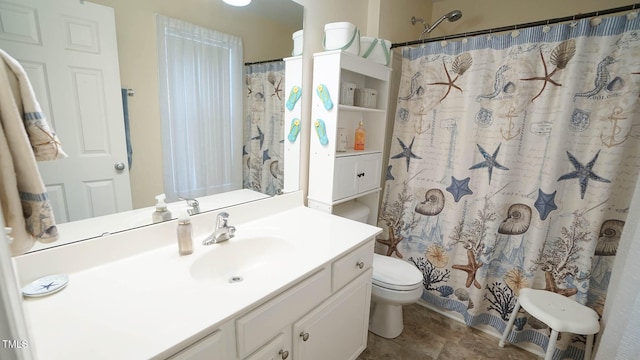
[[308, 50, 391, 225]]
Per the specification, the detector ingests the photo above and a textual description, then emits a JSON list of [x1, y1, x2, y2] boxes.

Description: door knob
[[114, 162, 126, 171]]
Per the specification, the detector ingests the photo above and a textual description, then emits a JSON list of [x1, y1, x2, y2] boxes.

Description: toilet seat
[[372, 254, 423, 291]]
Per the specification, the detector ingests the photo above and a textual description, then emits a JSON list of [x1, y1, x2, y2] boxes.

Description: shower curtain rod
[[391, 3, 640, 49], [244, 57, 284, 66]]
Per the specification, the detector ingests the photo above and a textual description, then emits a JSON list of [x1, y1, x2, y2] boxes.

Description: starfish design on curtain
[[262, 149, 271, 164], [534, 189, 558, 220], [271, 78, 283, 100], [557, 150, 611, 199], [377, 227, 404, 258], [446, 176, 473, 202], [468, 143, 509, 184], [452, 249, 483, 289], [520, 40, 576, 102], [428, 53, 472, 102], [391, 137, 421, 171], [386, 165, 395, 181], [251, 126, 265, 149]]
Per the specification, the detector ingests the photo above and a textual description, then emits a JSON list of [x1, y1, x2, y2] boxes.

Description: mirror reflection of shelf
[[338, 104, 386, 113], [335, 149, 381, 158]]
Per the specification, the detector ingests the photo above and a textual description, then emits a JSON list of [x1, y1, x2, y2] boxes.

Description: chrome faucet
[[180, 197, 200, 216], [202, 212, 236, 245]]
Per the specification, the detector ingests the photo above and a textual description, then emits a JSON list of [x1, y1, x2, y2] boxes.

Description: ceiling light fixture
[[223, 0, 251, 6]]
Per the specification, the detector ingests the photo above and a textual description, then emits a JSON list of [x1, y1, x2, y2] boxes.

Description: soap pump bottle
[[176, 210, 193, 255], [354, 121, 366, 150], [152, 194, 172, 223]]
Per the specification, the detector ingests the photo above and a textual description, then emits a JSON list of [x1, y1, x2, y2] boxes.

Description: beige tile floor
[[357, 303, 542, 360]]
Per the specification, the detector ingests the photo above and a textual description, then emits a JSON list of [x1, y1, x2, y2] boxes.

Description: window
[[156, 15, 243, 200]]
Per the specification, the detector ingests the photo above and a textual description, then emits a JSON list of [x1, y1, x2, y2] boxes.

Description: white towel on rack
[[0, 48, 66, 255]]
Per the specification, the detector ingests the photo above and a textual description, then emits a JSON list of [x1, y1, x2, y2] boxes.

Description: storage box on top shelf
[[323, 22, 360, 55]]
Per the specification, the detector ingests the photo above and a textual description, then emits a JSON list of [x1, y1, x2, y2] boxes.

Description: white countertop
[[15, 193, 381, 359]]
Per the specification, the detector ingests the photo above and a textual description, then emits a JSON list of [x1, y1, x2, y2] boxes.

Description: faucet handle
[[216, 212, 230, 227], [180, 197, 200, 215]]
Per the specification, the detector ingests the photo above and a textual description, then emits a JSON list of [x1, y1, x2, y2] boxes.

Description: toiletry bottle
[[176, 210, 193, 255], [152, 194, 172, 223], [354, 120, 366, 150]]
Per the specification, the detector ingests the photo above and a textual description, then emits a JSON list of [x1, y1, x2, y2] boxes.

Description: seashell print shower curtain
[[379, 13, 640, 359], [243, 61, 285, 196]]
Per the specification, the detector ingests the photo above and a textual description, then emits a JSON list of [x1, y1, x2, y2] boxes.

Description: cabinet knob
[[300, 331, 310, 341], [279, 349, 289, 359], [356, 261, 365, 269]]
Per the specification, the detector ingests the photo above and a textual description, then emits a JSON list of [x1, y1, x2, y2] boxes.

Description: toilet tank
[[333, 201, 370, 224]]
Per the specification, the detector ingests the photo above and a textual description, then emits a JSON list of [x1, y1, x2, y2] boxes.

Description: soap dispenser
[[354, 120, 366, 150], [176, 210, 193, 255], [152, 194, 172, 223]]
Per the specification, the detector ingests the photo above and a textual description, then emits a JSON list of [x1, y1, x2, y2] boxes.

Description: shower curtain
[[243, 61, 285, 195], [379, 13, 640, 359]]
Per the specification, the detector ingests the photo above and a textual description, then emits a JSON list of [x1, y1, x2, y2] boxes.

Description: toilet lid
[[372, 253, 423, 291]]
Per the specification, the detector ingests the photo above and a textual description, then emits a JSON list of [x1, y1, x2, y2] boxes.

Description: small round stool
[[499, 288, 600, 360]]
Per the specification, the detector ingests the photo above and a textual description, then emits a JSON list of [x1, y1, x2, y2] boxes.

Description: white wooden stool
[[499, 288, 600, 360]]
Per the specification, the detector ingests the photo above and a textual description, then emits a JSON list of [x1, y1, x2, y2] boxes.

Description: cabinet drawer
[[244, 333, 288, 360], [168, 329, 227, 360], [332, 240, 374, 291], [236, 267, 331, 358], [332, 153, 381, 201]]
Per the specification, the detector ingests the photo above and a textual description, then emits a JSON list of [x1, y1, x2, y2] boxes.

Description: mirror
[[11, 0, 303, 251]]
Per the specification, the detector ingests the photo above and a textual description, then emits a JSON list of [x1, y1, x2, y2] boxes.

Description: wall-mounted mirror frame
[[0, 0, 304, 252]]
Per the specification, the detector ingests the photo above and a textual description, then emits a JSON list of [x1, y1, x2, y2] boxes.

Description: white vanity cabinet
[[308, 51, 391, 225], [239, 239, 374, 360], [293, 270, 372, 360]]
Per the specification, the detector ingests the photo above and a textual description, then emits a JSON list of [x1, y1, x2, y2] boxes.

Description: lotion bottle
[[152, 194, 172, 223], [176, 210, 193, 255], [354, 120, 366, 150]]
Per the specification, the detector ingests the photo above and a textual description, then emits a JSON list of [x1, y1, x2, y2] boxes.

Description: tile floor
[[357, 303, 542, 360]]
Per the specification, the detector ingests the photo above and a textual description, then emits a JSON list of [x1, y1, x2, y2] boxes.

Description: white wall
[[430, 0, 638, 37]]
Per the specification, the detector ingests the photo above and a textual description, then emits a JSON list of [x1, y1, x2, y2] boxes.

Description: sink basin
[[190, 235, 295, 281]]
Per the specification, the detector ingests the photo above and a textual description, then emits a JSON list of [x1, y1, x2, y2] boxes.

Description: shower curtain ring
[[569, 14, 578, 28]]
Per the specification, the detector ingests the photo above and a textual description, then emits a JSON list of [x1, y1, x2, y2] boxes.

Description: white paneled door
[[0, 0, 132, 222]]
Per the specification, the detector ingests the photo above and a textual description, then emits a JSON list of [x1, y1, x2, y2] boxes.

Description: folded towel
[[0, 48, 66, 255]]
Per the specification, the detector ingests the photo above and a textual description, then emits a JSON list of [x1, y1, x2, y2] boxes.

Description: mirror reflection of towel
[[0, 48, 66, 255], [121, 88, 133, 169]]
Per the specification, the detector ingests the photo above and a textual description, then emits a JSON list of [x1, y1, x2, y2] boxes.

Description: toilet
[[333, 201, 424, 339]]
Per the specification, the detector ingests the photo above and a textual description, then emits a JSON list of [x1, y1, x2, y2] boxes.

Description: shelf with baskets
[[307, 50, 391, 224]]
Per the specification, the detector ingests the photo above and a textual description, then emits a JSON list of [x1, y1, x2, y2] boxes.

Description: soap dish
[[22, 274, 69, 297]]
